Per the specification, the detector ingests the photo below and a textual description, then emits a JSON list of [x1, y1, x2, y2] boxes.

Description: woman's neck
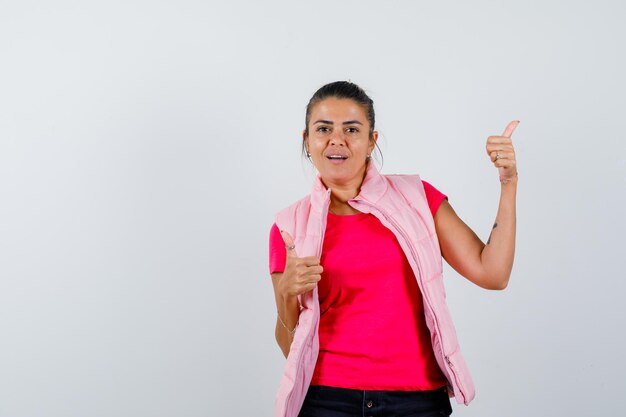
[[325, 180, 364, 215], [320, 163, 369, 215], [329, 193, 363, 215]]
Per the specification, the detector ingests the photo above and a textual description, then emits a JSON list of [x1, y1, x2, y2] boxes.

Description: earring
[[306, 152, 311, 158]]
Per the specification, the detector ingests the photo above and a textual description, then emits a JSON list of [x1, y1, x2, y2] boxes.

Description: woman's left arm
[[433, 121, 520, 290]]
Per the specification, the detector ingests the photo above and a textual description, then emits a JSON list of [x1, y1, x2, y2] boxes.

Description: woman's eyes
[[316, 127, 359, 133]]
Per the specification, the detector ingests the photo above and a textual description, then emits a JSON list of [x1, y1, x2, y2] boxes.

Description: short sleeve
[[421, 179, 448, 217], [269, 223, 287, 274]]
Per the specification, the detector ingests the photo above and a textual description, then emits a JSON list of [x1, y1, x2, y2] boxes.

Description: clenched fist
[[278, 230, 324, 298]]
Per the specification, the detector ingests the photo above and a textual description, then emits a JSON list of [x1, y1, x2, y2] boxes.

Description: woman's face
[[304, 98, 378, 188]]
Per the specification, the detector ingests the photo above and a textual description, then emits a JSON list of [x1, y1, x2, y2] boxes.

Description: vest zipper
[[317, 191, 331, 257], [349, 198, 466, 403], [284, 191, 331, 417]]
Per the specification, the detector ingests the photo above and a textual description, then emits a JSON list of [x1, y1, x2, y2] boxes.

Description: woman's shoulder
[[382, 173, 446, 198], [421, 178, 442, 195], [273, 193, 315, 234], [420, 178, 448, 216], [275, 193, 313, 215]]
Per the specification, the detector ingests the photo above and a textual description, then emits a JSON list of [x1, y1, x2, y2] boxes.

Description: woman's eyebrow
[[313, 120, 363, 125]]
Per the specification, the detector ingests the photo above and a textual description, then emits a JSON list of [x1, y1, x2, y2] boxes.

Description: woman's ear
[[302, 129, 309, 153], [369, 130, 379, 153]]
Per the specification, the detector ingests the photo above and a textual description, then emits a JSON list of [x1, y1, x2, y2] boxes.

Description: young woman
[[268, 81, 519, 417]]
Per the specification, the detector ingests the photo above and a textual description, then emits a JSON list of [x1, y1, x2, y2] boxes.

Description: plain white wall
[[1, 1, 624, 416]]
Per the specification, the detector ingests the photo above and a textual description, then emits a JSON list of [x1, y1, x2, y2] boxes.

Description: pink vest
[[274, 161, 475, 417]]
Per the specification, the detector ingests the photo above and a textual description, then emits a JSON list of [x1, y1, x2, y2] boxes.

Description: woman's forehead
[[310, 98, 368, 122]]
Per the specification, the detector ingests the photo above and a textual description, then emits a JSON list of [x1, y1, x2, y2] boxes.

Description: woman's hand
[[486, 120, 520, 182], [278, 230, 323, 298]]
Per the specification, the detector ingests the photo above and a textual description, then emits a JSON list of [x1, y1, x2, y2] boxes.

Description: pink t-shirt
[[269, 180, 449, 390]]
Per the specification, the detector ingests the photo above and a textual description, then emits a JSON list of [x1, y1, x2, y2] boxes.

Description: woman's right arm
[[271, 272, 301, 358], [271, 230, 323, 358]]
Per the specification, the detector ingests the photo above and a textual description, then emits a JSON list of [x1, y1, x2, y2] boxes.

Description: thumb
[[279, 230, 298, 258], [502, 120, 520, 138]]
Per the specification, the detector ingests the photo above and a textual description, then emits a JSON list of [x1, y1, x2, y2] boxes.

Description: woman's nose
[[330, 133, 346, 145]]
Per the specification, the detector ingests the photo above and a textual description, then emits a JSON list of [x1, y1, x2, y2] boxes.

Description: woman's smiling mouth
[[326, 154, 349, 164]]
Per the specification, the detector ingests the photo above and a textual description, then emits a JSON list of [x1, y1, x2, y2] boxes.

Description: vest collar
[[310, 160, 388, 213]]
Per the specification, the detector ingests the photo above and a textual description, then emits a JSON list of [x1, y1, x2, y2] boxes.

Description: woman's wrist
[[278, 294, 301, 337], [500, 172, 518, 185], [281, 293, 299, 306], [277, 310, 298, 337]]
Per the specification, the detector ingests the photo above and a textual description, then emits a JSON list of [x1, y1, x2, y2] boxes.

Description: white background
[[1, 1, 624, 416]]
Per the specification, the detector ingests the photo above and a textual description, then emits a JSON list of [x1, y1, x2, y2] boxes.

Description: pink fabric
[[273, 162, 476, 414], [269, 180, 446, 275], [269, 180, 448, 390]]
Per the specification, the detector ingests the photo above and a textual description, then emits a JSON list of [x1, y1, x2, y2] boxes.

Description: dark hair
[[302, 81, 383, 164]]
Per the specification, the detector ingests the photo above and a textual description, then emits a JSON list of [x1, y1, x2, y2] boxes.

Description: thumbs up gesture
[[278, 230, 324, 298], [486, 120, 520, 183]]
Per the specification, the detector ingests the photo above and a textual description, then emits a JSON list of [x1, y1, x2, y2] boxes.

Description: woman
[[268, 81, 518, 417]]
